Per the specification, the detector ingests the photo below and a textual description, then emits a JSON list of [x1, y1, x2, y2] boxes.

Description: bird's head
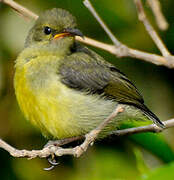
[[25, 8, 83, 47]]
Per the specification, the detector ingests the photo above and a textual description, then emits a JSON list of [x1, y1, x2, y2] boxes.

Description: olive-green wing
[[59, 47, 143, 105], [59, 45, 164, 128]]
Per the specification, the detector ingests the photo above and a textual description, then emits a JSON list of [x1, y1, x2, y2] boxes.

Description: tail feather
[[122, 102, 165, 128], [140, 104, 165, 128]]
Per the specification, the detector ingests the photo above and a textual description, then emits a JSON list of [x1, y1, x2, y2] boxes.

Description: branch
[[83, 0, 121, 47], [134, 0, 170, 57], [111, 118, 174, 136], [147, 0, 169, 31], [1, 0, 174, 68], [1, 117, 174, 160], [83, 0, 174, 67], [0, 0, 38, 20], [76, 32, 169, 67]]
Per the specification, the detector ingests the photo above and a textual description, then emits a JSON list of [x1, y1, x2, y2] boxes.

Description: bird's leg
[[73, 105, 124, 157]]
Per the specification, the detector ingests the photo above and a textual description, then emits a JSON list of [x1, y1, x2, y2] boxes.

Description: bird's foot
[[44, 154, 59, 171], [43, 136, 83, 170]]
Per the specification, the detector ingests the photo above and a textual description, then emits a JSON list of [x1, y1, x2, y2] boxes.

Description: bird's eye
[[44, 26, 52, 35]]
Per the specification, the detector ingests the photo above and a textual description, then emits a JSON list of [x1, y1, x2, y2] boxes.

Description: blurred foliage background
[[1, 0, 174, 179]]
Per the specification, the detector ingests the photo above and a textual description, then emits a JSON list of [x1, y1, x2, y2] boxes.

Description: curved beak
[[54, 28, 84, 39], [64, 28, 84, 38]]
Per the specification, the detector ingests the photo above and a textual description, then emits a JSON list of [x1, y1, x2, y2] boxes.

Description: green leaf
[[133, 147, 149, 174], [139, 162, 174, 180], [119, 121, 174, 162]]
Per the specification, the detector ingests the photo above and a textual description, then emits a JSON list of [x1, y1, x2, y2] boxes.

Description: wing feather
[[59, 46, 143, 105], [58, 45, 164, 128]]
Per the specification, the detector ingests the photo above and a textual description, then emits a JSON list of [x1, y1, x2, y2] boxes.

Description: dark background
[[1, 0, 174, 179]]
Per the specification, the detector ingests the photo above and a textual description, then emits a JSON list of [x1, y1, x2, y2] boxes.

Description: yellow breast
[[15, 66, 83, 138]]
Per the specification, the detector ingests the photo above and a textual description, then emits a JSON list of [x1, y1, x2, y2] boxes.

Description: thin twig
[[147, 0, 169, 31], [0, 0, 38, 20], [77, 37, 169, 67], [1, 117, 174, 159], [0, 138, 50, 158], [1, 0, 174, 68], [111, 118, 174, 136], [134, 0, 171, 57], [83, 0, 121, 47]]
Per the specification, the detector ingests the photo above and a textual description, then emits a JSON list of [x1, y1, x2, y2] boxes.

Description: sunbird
[[14, 8, 164, 140]]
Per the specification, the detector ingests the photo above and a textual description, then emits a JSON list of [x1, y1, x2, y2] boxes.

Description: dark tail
[[140, 105, 165, 128], [121, 101, 165, 128]]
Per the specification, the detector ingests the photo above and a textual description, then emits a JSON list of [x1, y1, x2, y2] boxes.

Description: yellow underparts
[[15, 67, 81, 139]]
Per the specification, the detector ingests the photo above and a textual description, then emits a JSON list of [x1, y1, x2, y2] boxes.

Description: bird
[[14, 8, 164, 140]]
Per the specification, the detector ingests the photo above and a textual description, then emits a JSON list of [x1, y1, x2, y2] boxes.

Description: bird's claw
[[44, 155, 59, 171]]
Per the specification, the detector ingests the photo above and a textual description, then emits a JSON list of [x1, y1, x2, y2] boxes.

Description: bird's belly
[[14, 68, 119, 139], [14, 74, 77, 138]]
